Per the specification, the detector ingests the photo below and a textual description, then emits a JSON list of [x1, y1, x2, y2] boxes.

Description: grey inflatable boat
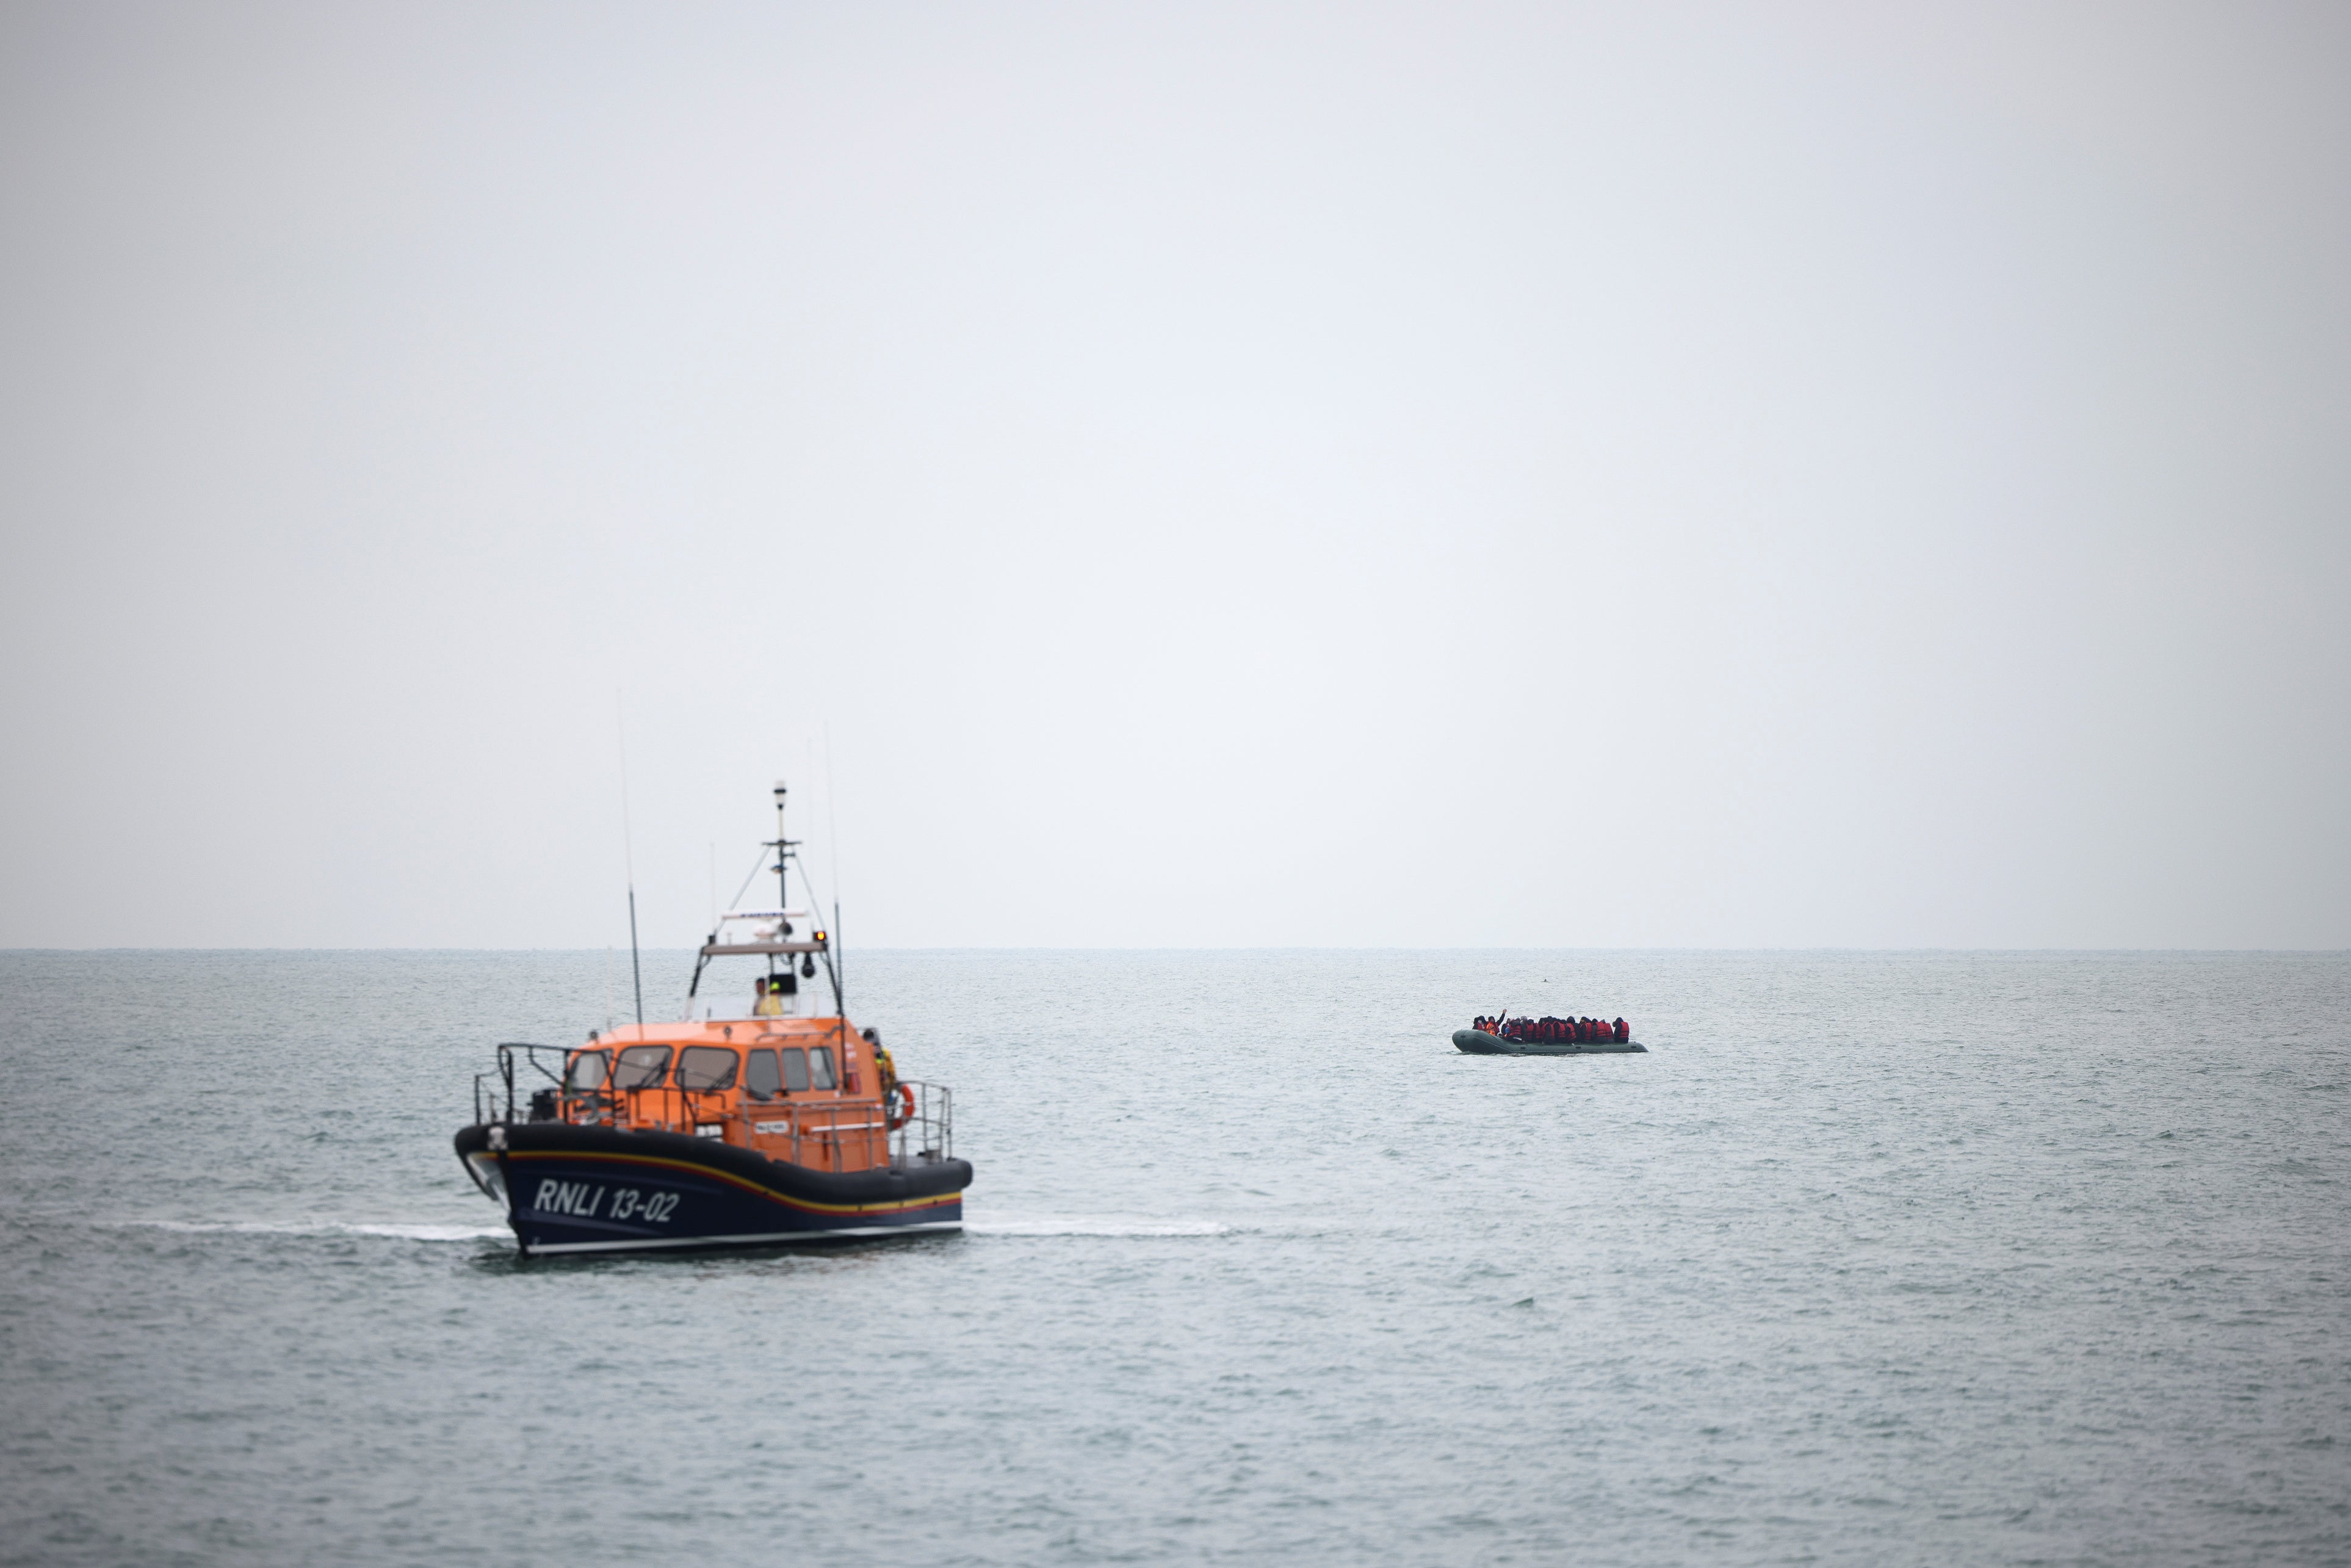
[[1453, 1029, 1646, 1056]]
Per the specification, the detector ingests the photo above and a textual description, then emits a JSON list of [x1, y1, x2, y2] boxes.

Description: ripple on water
[[0, 948, 2345, 1567]]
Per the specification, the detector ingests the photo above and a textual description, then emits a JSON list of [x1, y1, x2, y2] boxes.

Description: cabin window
[[809, 1046, 837, 1091], [675, 1046, 739, 1091], [779, 1047, 811, 1093], [612, 1044, 672, 1089], [745, 1049, 782, 1100], [565, 1050, 609, 1091]]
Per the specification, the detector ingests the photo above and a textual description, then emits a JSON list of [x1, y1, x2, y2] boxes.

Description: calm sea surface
[[1, 949, 2345, 1566]]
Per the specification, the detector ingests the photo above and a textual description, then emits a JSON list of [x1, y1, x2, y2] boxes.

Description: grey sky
[[2, 1, 2346, 949]]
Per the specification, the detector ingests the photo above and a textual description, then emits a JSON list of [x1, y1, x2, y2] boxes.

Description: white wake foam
[[124, 1219, 509, 1243], [122, 1215, 1229, 1241], [964, 1216, 1230, 1237]]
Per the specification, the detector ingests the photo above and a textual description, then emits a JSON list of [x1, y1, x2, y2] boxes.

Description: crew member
[[753, 975, 784, 1017]]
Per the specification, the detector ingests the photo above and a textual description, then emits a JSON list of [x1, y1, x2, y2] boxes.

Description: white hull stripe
[[522, 1221, 964, 1254]]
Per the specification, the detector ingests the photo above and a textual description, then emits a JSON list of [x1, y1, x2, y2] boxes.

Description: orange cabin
[[551, 1016, 913, 1174]]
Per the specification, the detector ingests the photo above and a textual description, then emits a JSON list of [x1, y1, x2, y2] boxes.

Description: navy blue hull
[[455, 1123, 971, 1256]]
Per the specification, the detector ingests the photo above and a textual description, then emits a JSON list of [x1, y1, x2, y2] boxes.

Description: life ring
[[886, 1082, 915, 1130]]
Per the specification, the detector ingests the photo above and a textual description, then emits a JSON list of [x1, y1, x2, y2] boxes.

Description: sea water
[[0, 949, 2344, 1566]]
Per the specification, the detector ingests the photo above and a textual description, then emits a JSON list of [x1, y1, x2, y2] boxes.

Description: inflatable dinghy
[[1453, 1028, 1646, 1056]]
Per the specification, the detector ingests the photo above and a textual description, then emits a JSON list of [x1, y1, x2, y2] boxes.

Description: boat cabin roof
[[582, 1017, 854, 1050]]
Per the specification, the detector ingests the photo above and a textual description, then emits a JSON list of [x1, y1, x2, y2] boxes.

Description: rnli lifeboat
[[453, 784, 973, 1257]]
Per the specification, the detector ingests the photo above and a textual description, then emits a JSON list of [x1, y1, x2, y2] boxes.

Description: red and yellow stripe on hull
[[455, 1122, 972, 1256]]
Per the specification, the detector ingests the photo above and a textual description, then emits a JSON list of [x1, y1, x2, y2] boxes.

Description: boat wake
[[965, 1215, 1230, 1237], [107, 1216, 1227, 1245], [117, 1218, 510, 1243]]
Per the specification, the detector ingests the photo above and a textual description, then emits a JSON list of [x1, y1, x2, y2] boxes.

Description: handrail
[[470, 1045, 954, 1172], [475, 1043, 569, 1125], [889, 1080, 954, 1166]]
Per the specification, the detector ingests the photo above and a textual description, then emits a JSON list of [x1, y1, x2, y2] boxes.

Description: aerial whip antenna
[[619, 695, 643, 1028], [826, 727, 842, 1019]]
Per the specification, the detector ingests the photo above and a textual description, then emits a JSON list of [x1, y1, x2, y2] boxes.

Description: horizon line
[[3, 945, 2347, 957]]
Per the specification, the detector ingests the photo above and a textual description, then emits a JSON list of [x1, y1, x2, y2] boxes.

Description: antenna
[[773, 779, 793, 1008], [825, 726, 842, 1022], [619, 696, 643, 1029], [773, 779, 790, 913]]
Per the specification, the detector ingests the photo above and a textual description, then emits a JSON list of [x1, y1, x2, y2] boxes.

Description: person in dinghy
[[1453, 1008, 1645, 1055]]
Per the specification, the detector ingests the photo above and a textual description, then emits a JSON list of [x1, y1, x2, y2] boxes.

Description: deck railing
[[724, 1080, 952, 1168], [890, 1081, 954, 1166], [472, 1045, 952, 1170], [474, 1043, 569, 1127]]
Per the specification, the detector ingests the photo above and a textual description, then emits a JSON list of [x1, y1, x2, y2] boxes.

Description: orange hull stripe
[[507, 1148, 960, 1217]]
